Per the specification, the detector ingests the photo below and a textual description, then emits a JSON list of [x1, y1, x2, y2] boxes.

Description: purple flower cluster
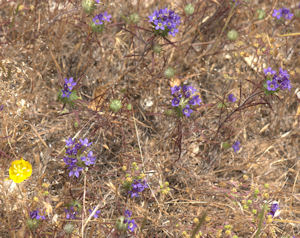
[[129, 179, 148, 198], [63, 137, 96, 178], [62, 77, 76, 98], [171, 85, 201, 117], [65, 206, 78, 219], [272, 8, 293, 20], [93, 11, 111, 25], [264, 67, 292, 92], [124, 209, 137, 232], [148, 8, 181, 36], [30, 209, 46, 220]]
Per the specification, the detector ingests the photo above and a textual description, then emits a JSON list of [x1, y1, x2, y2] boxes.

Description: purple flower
[[228, 94, 237, 103], [65, 207, 77, 220], [148, 8, 181, 36], [278, 68, 290, 79], [63, 157, 77, 166], [171, 85, 181, 95], [277, 77, 291, 91], [68, 165, 83, 178], [182, 105, 193, 117], [66, 138, 75, 147], [189, 95, 201, 106], [65, 77, 76, 91], [0, 105, 4, 111], [125, 209, 132, 218], [93, 11, 111, 25], [264, 67, 276, 76], [264, 67, 292, 92], [172, 97, 180, 107], [232, 141, 240, 153], [30, 210, 46, 220], [62, 88, 72, 98], [127, 219, 137, 232], [272, 8, 293, 20], [182, 85, 196, 98], [80, 138, 92, 147], [95, 0, 100, 3], [81, 151, 96, 166], [269, 202, 280, 218], [88, 207, 101, 218], [129, 179, 148, 198], [266, 79, 279, 91]]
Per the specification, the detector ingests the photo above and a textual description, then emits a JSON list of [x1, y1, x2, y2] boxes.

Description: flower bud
[[82, 0, 95, 14], [116, 216, 128, 232], [129, 13, 140, 24], [27, 219, 39, 230], [227, 30, 239, 41], [256, 9, 265, 20], [153, 44, 162, 54], [64, 223, 75, 234], [164, 67, 175, 78], [110, 99, 122, 112], [184, 4, 195, 15]]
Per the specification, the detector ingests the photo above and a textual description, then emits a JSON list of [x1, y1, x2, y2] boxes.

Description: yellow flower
[[9, 158, 32, 183]]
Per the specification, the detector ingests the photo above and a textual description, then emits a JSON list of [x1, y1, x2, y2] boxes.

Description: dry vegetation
[[0, 0, 300, 237]]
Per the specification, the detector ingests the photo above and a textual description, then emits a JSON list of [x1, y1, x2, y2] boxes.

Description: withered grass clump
[[0, 0, 299, 237]]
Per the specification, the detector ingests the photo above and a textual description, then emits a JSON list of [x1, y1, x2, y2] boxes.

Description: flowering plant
[[263, 67, 291, 94], [148, 8, 181, 37], [63, 137, 96, 178], [9, 158, 32, 183], [170, 85, 201, 117]]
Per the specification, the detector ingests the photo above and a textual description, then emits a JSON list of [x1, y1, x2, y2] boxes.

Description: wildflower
[[66, 138, 75, 147], [170, 85, 201, 117], [124, 209, 132, 218], [264, 67, 292, 92], [123, 209, 137, 232], [266, 79, 279, 91], [88, 207, 101, 218], [30, 210, 46, 220], [9, 158, 32, 183], [189, 95, 201, 106], [93, 11, 111, 25], [172, 97, 180, 107], [148, 8, 181, 37], [171, 85, 181, 95], [182, 105, 193, 117], [68, 165, 83, 178], [228, 94, 237, 103], [65, 77, 76, 91], [264, 67, 276, 76], [62, 78, 76, 98], [182, 85, 196, 98], [232, 141, 240, 153], [65, 207, 78, 219], [269, 201, 280, 218], [81, 151, 96, 166], [127, 219, 137, 232], [272, 8, 293, 20], [129, 179, 148, 198], [63, 157, 77, 166], [79, 138, 92, 147], [63, 138, 96, 177], [95, 0, 100, 3]]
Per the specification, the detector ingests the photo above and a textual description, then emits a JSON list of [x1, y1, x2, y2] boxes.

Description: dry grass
[[0, 0, 299, 237]]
